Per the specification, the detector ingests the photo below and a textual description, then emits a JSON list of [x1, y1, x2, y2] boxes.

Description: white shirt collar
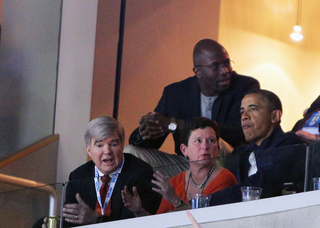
[[248, 152, 257, 176], [95, 156, 124, 183], [200, 92, 218, 119]]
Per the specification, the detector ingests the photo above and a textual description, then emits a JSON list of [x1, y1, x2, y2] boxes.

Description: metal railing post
[[0, 173, 58, 216]]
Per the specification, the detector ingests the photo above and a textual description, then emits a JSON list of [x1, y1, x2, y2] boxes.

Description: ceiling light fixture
[[290, 0, 303, 42]]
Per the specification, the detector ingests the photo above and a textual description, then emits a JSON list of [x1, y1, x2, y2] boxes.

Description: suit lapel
[[211, 95, 223, 120], [85, 167, 99, 210], [111, 174, 124, 217], [110, 158, 130, 218], [240, 150, 252, 182], [211, 72, 236, 121], [188, 77, 201, 117]]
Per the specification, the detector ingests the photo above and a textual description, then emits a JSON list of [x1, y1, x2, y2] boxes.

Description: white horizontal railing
[[81, 190, 320, 228], [0, 173, 58, 216]]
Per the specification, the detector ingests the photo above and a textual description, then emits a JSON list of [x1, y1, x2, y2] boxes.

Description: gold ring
[[161, 185, 165, 189]]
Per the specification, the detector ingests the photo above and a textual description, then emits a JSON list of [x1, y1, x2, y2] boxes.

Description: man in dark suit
[[209, 89, 305, 206], [60, 116, 161, 227], [129, 39, 260, 156]]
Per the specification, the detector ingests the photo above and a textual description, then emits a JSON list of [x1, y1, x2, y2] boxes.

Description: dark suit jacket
[[209, 125, 305, 206], [63, 153, 161, 227], [129, 72, 260, 155]]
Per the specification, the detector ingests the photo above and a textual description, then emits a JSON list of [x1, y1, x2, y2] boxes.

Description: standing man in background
[[129, 39, 260, 156]]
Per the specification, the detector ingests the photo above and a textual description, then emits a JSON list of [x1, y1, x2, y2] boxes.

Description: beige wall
[[92, 0, 221, 154], [91, 0, 320, 155], [55, 0, 98, 182], [219, 0, 320, 132], [91, 0, 120, 119]]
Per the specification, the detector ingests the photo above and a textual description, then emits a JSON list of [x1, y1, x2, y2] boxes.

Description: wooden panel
[[0, 134, 59, 169]]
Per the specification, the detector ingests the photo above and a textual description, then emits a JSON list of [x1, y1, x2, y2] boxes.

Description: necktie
[[95, 175, 111, 216], [100, 176, 109, 206]]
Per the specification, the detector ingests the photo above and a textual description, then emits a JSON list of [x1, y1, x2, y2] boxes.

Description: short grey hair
[[84, 116, 125, 146]]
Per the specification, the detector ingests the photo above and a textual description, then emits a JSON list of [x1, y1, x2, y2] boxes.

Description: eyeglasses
[[195, 59, 234, 70]]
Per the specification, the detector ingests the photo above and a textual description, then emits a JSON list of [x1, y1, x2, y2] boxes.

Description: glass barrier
[[306, 140, 320, 191], [60, 167, 162, 227], [153, 143, 308, 204], [4, 142, 320, 227], [0, 182, 64, 228], [221, 143, 307, 196], [55, 143, 310, 226]]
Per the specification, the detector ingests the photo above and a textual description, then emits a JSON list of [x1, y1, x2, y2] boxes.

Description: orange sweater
[[156, 168, 237, 214]]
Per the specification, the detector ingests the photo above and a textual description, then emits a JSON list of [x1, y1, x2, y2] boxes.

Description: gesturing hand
[[63, 193, 99, 225], [152, 171, 180, 206], [122, 186, 148, 217]]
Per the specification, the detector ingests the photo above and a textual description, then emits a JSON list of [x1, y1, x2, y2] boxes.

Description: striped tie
[[95, 175, 111, 216]]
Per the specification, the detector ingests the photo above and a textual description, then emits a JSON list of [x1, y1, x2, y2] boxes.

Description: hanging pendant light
[[290, 0, 303, 42]]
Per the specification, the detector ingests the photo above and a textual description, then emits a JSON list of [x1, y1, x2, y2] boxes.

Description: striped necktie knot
[[100, 175, 110, 205]]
